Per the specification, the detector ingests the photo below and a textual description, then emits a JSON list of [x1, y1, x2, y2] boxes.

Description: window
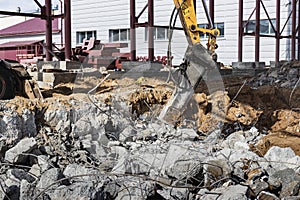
[[215, 22, 225, 37], [197, 22, 225, 38], [109, 29, 130, 42], [198, 24, 208, 38], [244, 19, 276, 35], [76, 31, 97, 44], [145, 27, 169, 41]]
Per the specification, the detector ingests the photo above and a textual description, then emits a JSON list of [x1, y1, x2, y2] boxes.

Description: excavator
[[0, 59, 42, 100], [159, 0, 224, 124]]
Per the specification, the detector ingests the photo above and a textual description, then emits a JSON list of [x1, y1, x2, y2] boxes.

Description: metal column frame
[[239, 0, 299, 64], [64, 0, 72, 60], [130, 0, 136, 61], [209, 0, 215, 25], [292, 0, 296, 60], [276, 0, 280, 64], [130, 0, 155, 61], [45, 0, 53, 61], [255, 0, 260, 62], [238, 0, 243, 62], [298, 0, 300, 59], [148, 0, 154, 61]]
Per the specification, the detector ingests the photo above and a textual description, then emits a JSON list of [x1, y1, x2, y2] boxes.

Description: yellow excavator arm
[[159, 0, 221, 125], [173, 0, 220, 52]]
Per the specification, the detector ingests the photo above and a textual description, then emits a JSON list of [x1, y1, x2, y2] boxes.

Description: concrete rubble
[[0, 61, 300, 199]]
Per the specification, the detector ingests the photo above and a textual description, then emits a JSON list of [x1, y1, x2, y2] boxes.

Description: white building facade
[[71, 0, 297, 66]]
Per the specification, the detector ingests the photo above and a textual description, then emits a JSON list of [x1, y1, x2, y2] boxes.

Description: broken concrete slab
[[37, 155, 53, 173], [269, 168, 300, 198], [36, 168, 63, 190], [218, 185, 249, 200], [5, 137, 37, 163], [264, 146, 296, 170], [176, 128, 199, 141], [63, 163, 100, 182]]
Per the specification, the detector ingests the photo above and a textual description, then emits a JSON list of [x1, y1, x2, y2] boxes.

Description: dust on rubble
[[4, 63, 300, 156]]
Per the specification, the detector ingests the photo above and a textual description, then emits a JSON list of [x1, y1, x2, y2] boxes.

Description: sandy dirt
[[8, 66, 300, 156]]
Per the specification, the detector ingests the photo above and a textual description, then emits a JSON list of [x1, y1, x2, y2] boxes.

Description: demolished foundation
[[0, 61, 300, 199]]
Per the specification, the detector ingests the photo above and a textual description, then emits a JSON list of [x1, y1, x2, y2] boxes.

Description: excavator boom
[[159, 0, 221, 125]]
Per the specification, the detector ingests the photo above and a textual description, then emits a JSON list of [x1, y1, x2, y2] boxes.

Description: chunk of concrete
[[250, 181, 269, 196], [218, 185, 249, 200], [118, 126, 137, 143], [20, 179, 32, 200], [63, 163, 99, 182], [47, 182, 102, 199], [269, 168, 300, 198], [36, 168, 63, 190], [22, 109, 37, 137], [257, 191, 280, 200], [167, 159, 203, 181], [177, 128, 199, 141], [37, 155, 53, 173], [5, 137, 37, 163], [264, 146, 296, 170]]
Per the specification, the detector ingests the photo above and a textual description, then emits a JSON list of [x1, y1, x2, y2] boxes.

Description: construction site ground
[[25, 62, 300, 157], [2, 61, 300, 199]]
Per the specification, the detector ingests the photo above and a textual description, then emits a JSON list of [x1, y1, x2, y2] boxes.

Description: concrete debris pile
[[0, 91, 300, 199], [249, 60, 300, 88]]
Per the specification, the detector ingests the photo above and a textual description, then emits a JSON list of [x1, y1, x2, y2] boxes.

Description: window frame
[[197, 22, 225, 38], [145, 27, 169, 41], [109, 29, 130, 42], [243, 19, 276, 35], [76, 31, 97, 44]]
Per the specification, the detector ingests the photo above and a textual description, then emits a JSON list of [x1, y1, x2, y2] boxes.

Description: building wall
[[0, 10, 63, 61], [0, 48, 17, 60], [70, 0, 299, 66], [0, 1, 296, 65]]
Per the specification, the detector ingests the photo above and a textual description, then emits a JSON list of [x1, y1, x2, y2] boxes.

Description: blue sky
[[0, 0, 60, 13]]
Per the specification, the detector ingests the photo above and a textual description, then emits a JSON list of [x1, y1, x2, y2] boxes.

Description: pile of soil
[[28, 63, 300, 157]]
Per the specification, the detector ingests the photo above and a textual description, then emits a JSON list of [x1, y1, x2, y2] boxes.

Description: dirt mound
[[18, 67, 300, 157]]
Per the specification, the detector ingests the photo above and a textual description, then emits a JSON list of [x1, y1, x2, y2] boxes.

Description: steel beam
[[255, 0, 260, 62], [0, 10, 41, 18], [209, 0, 215, 26], [276, 0, 280, 64], [292, 0, 296, 60], [298, 0, 300, 59], [130, 0, 136, 61], [148, 0, 154, 61], [238, 0, 243, 62], [34, 0, 43, 8], [64, 0, 71, 60], [45, 0, 53, 61]]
